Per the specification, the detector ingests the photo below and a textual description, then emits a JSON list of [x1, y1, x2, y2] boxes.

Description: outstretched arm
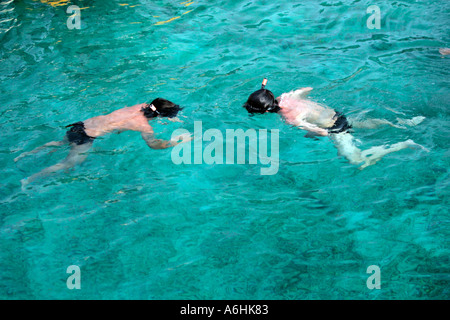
[[141, 131, 192, 149], [14, 140, 67, 162], [289, 87, 313, 100], [294, 119, 329, 137]]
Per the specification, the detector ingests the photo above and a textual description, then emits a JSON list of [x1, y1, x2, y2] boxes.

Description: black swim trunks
[[328, 111, 352, 134], [65, 122, 95, 145]]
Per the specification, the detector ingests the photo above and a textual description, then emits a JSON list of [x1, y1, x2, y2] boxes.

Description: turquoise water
[[1, 0, 449, 299]]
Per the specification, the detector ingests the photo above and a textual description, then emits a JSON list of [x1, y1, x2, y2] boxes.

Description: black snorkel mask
[[243, 78, 279, 114]]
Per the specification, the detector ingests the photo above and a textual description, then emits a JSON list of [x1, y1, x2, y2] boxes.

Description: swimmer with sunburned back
[[243, 79, 428, 169], [15, 98, 192, 188]]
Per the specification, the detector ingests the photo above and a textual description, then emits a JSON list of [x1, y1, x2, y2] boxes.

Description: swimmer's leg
[[350, 116, 425, 129], [21, 142, 92, 188], [14, 138, 68, 162], [329, 133, 428, 169], [329, 133, 364, 165], [359, 139, 428, 169]]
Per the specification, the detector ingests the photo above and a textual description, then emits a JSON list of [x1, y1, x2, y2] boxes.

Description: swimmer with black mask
[[243, 79, 428, 169]]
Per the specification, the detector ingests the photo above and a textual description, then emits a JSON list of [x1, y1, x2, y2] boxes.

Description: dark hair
[[141, 98, 182, 119], [243, 89, 280, 114]]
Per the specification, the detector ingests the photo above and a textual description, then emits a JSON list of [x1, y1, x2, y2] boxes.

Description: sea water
[[0, 0, 448, 299]]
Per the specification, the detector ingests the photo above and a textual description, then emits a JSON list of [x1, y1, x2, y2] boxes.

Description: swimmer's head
[[141, 98, 183, 119], [243, 79, 280, 114]]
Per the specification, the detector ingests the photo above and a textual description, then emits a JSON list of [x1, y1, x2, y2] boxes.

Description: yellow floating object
[[38, 0, 71, 7], [154, 16, 181, 26]]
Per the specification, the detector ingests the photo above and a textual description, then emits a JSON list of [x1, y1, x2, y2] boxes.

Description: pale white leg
[[359, 140, 426, 169], [351, 116, 425, 130], [329, 133, 364, 165], [329, 133, 428, 169]]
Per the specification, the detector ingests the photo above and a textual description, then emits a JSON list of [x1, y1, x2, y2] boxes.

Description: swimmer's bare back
[[83, 102, 191, 149], [17, 100, 192, 187], [277, 88, 336, 136], [83, 103, 153, 137]]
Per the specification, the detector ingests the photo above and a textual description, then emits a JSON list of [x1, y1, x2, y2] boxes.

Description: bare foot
[[20, 178, 30, 191], [405, 139, 430, 152], [439, 48, 450, 56], [396, 116, 425, 127]]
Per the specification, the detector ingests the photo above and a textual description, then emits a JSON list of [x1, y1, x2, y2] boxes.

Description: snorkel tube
[[261, 78, 268, 89], [149, 104, 159, 115]]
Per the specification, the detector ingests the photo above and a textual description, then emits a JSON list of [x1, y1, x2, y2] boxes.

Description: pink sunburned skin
[[279, 93, 305, 110], [278, 94, 308, 123]]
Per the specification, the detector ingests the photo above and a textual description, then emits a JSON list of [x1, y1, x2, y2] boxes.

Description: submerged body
[[243, 81, 428, 169], [16, 99, 191, 187], [82, 103, 154, 138], [278, 87, 345, 136], [278, 87, 427, 168]]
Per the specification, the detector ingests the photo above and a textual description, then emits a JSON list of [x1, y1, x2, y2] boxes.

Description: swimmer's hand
[[304, 132, 320, 140], [171, 133, 193, 145], [293, 119, 329, 137], [168, 117, 184, 123], [439, 48, 450, 56], [289, 87, 313, 100]]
